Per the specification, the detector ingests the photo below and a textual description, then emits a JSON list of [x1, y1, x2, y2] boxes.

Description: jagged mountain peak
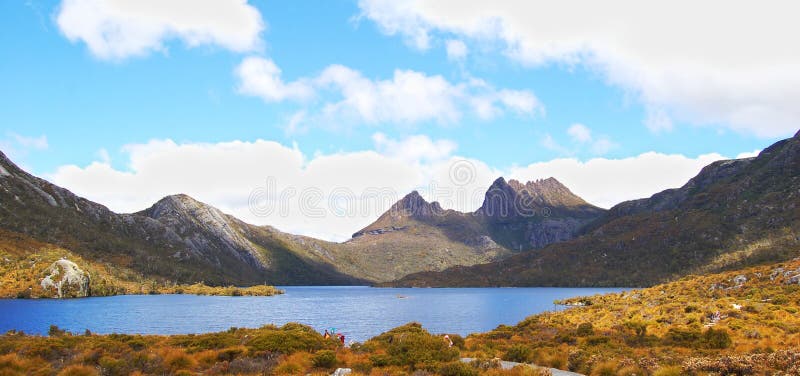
[[390, 190, 444, 216], [481, 176, 591, 213]]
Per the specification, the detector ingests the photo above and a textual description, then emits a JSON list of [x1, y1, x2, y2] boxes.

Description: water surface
[[0, 286, 625, 342]]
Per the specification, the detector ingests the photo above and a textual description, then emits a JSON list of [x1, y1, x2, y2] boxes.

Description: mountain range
[[0, 149, 602, 286], [1, 130, 799, 289], [390, 131, 800, 287]]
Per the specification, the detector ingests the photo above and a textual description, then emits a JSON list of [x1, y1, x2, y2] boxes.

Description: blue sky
[[1, 0, 796, 240]]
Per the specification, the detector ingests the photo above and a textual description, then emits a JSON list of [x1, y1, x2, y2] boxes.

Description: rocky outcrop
[[477, 177, 605, 250], [139, 194, 268, 270], [40, 259, 90, 298]]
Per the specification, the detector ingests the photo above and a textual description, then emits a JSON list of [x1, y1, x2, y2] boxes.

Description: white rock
[[40, 259, 90, 298]]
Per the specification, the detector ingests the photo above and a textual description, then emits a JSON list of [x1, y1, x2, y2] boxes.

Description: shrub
[[663, 327, 701, 347], [311, 350, 337, 368], [590, 361, 617, 376], [246, 323, 331, 354], [702, 328, 732, 349], [366, 323, 459, 369], [576, 323, 594, 337], [352, 361, 373, 374], [505, 344, 532, 363], [437, 361, 479, 376], [652, 366, 683, 376], [162, 349, 196, 372], [57, 365, 99, 376], [370, 354, 391, 367], [48, 325, 67, 337], [273, 362, 301, 375], [584, 336, 610, 346]]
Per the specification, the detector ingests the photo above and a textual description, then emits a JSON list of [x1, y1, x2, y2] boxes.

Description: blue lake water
[[0, 286, 625, 342]]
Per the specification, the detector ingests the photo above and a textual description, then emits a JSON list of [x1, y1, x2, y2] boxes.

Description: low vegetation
[[0, 229, 281, 298]]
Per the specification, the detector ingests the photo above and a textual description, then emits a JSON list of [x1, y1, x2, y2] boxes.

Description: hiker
[[338, 333, 346, 346], [323, 329, 330, 339], [444, 334, 453, 348]]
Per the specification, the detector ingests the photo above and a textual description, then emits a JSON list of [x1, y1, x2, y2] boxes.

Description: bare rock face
[[477, 177, 605, 251], [139, 194, 269, 270], [40, 259, 91, 298]]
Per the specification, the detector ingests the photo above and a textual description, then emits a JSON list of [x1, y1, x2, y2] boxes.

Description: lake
[[0, 286, 625, 342]]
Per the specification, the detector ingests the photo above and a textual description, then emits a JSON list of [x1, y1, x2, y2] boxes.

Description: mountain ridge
[[389, 131, 800, 287]]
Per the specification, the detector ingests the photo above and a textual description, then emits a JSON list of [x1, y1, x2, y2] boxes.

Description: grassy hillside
[[0, 229, 280, 298]]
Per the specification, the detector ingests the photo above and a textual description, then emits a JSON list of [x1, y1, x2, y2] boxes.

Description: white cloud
[[567, 123, 592, 143], [9, 133, 48, 150], [56, 0, 264, 60], [509, 152, 729, 209], [545, 124, 617, 156], [235, 57, 542, 129], [445, 39, 468, 60], [357, 0, 800, 138], [235, 57, 314, 102], [372, 132, 457, 163], [736, 150, 761, 159], [48, 136, 755, 241]]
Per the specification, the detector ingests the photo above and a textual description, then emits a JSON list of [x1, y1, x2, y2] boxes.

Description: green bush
[[365, 323, 459, 369], [505, 344, 532, 363], [663, 327, 701, 347], [438, 361, 479, 376], [702, 328, 732, 349], [584, 336, 610, 346], [311, 350, 337, 368], [576, 322, 594, 336], [369, 354, 390, 367], [246, 323, 331, 354]]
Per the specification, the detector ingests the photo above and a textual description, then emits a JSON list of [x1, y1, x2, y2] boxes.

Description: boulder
[[40, 259, 90, 298]]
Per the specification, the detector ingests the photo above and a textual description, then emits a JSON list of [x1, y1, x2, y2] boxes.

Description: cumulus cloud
[[508, 152, 731, 209], [357, 0, 800, 138], [372, 132, 457, 163], [56, 0, 264, 60], [47, 135, 753, 241], [544, 124, 617, 156], [235, 57, 542, 129], [567, 124, 592, 143], [445, 39, 468, 60], [235, 57, 314, 102]]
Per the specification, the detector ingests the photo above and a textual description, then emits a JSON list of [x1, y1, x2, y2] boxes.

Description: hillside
[[460, 257, 800, 375], [0, 151, 361, 286], [335, 191, 511, 282], [390, 131, 800, 287], [0, 228, 281, 298]]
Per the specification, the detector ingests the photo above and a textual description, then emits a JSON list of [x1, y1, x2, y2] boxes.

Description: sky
[[1, 0, 798, 241]]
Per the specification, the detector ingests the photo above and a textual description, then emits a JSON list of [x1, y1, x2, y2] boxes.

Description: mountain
[[333, 191, 510, 282], [477, 177, 605, 251], [325, 180, 606, 282], [0, 151, 362, 286], [0, 148, 605, 285], [390, 131, 800, 287]]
